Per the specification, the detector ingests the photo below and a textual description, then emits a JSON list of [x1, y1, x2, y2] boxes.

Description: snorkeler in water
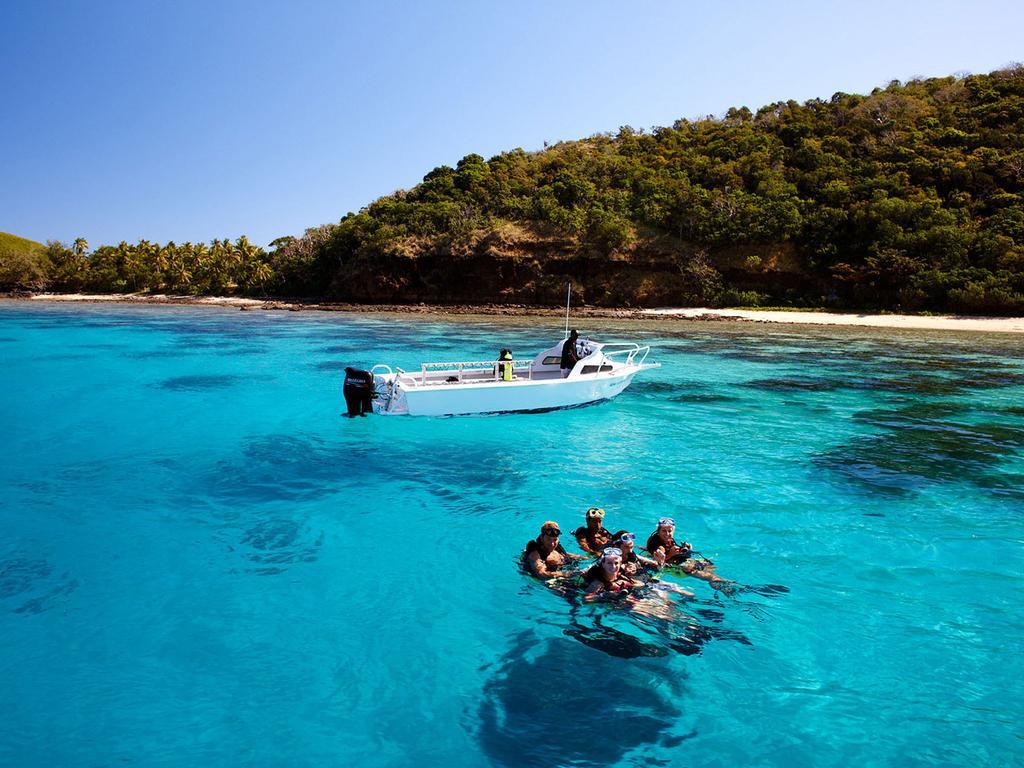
[[574, 507, 613, 554], [613, 530, 694, 597], [581, 547, 638, 600], [646, 517, 733, 591], [522, 521, 587, 580], [610, 531, 659, 579], [645, 517, 696, 564]]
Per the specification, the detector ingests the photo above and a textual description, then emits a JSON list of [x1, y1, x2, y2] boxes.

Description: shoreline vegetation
[[4, 67, 1024, 315], [5, 292, 1023, 333]]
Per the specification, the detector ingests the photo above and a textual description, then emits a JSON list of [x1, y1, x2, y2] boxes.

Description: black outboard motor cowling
[[343, 367, 375, 417]]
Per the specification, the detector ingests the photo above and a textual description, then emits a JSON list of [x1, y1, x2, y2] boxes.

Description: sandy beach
[[641, 307, 1024, 333], [6, 292, 1024, 333]]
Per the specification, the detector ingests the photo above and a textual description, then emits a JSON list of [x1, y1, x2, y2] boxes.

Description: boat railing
[[600, 343, 651, 366], [393, 366, 418, 387], [395, 359, 536, 386]]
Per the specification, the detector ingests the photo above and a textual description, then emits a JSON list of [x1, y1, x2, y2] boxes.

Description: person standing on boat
[[574, 507, 613, 554], [497, 348, 514, 382], [522, 521, 586, 580], [560, 329, 580, 377]]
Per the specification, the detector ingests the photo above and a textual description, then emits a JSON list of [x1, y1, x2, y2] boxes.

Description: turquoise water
[[1, 302, 1023, 767]]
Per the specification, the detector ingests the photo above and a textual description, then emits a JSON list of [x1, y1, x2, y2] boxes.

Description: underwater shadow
[[231, 517, 324, 575], [154, 374, 247, 391], [815, 402, 1024, 498], [0, 556, 78, 615], [476, 631, 690, 768]]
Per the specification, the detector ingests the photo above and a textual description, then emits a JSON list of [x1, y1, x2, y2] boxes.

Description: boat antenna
[[564, 283, 572, 339]]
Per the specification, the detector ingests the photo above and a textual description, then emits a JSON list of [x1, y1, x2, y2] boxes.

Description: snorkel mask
[[601, 547, 623, 563], [587, 507, 606, 521]]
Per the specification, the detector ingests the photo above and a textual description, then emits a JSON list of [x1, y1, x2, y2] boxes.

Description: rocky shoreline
[[4, 292, 1024, 333], [0, 291, 728, 321]]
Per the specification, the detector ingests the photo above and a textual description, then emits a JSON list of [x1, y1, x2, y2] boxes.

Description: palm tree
[[205, 239, 231, 294], [233, 236, 262, 291], [167, 254, 192, 292], [153, 243, 172, 291], [115, 242, 132, 291], [131, 240, 156, 291], [245, 260, 274, 296]]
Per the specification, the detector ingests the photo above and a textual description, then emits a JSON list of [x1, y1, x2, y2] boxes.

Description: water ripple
[[234, 518, 324, 575], [154, 374, 246, 391], [0, 556, 78, 615]]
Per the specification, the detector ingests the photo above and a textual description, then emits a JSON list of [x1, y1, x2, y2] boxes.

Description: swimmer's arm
[[583, 581, 629, 602], [583, 580, 604, 598], [575, 536, 596, 554], [673, 585, 695, 598], [527, 551, 555, 579], [685, 566, 723, 584]]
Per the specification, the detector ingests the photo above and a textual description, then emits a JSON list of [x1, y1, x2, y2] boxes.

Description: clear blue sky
[[2, 0, 1021, 248]]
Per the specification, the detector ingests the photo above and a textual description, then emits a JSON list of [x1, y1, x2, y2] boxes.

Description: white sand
[[642, 307, 1024, 333], [27, 293, 266, 307]]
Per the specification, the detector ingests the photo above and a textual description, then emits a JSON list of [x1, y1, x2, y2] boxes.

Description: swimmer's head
[[613, 531, 636, 549], [540, 521, 561, 538], [600, 547, 622, 571]]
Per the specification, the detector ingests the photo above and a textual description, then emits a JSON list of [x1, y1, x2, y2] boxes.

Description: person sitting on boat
[[342, 367, 375, 417], [574, 507, 613, 554], [522, 521, 586, 580], [646, 517, 732, 590], [560, 329, 580, 377], [582, 547, 637, 599], [497, 348, 514, 382]]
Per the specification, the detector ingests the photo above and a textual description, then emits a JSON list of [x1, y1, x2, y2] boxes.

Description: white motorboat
[[367, 338, 659, 416]]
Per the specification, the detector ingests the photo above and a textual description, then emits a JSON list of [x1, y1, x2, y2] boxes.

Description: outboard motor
[[343, 367, 375, 417]]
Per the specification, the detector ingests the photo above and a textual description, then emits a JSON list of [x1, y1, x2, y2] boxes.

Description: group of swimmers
[[521, 506, 732, 599]]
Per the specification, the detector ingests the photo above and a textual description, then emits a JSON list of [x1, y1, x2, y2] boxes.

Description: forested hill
[[13, 66, 1024, 313], [0, 232, 46, 287]]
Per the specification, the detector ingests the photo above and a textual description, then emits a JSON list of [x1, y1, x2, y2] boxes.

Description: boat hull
[[377, 369, 641, 416]]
